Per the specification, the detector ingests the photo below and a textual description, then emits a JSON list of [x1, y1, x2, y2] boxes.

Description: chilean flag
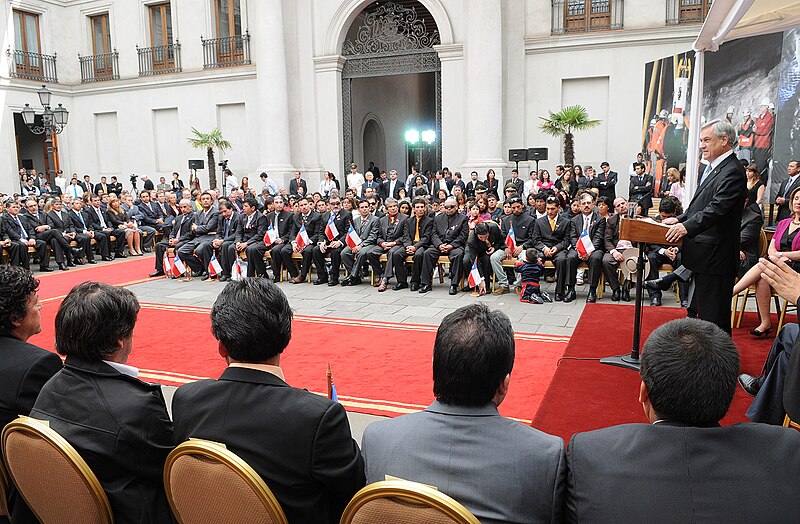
[[325, 215, 339, 241], [207, 254, 223, 277], [346, 224, 361, 249], [231, 259, 244, 281], [576, 229, 595, 257], [295, 224, 311, 249], [170, 253, 186, 278], [505, 223, 516, 251], [467, 259, 483, 288], [264, 223, 278, 245], [162, 252, 170, 277]]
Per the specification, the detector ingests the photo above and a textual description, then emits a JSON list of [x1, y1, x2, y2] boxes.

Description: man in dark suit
[[68, 200, 98, 264], [490, 197, 535, 295], [774, 160, 800, 222], [288, 171, 308, 197], [278, 197, 321, 284], [374, 198, 409, 292], [341, 199, 381, 286], [201, 201, 239, 282], [107, 176, 123, 197], [3, 200, 51, 271], [532, 196, 577, 302], [362, 304, 566, 523], [46, 198, 85, 265], [86, 194, 125, 260], [172, 279, 365, 523], [464, 171, 480, 199], [31, 283, 174, 523], [0, 200, 24, 267], [403, 198, 433, 291], [94, 176, 110, 196], [628, 162, 653, 215], [137, 191, 168, 236], [665, 120, 747, 333], [382, 170, 404, 201], [566, 318, 800, 522], [464, 221, 504, 293], [645, 197, 688, 307], [247, 195, 290, 280], [312, 196, 351, 286], [178, 192, 220, 279], [508, 169, 525, 196], [150, 199, 196, 277], [596, 161, 618, 200], [570, 192, 606, 303], [234, 197, 267, 278], [360, 171, 380, 198], [0, 267, 63, 523], [23, 198, 70, 271], [422, 196, 468, 295]]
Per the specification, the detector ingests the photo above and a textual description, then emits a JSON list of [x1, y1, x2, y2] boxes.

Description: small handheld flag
[[468, 259, 484, 288], [170, 253, 186, 278], [208, 255, 223, 277], [346, 224, 361, 249], [231, 259, 244, 281], [162, 252, 170, 278], [325, 215, 339, 241], [505, 223, 516, 251], [264, 223, 279, 245], [576, 229, 595, 257], [327, 363, 338, 403], [295, 224, 311, 249]]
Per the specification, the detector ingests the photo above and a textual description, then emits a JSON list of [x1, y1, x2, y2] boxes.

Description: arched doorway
[[341, 1, 441, 185], [361, 116, 386, 174]]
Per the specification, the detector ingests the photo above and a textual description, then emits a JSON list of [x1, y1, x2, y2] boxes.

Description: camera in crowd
[[218, 159, 229, 169]]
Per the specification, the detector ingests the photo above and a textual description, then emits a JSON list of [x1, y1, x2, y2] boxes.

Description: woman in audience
[[106, 196, 143, 256], [485, 169, 499, 198], [171, 172, 184, 195], [667, 167, 685, 203], [456, 192, 468, 213], [574, 164, 587, 192], [556, 168, 577, 198], [536, 169, 554, 192], [413, 176, 429, 197], [476, 196, 491, 221], [240, 177, 249, 192], [467, 203, 484, 230], [745, 164, 764, 211], [597, 196, 612, 220], [734, 186, 800, 337], [398, 201, 411, 217], [435, 188, 448, 203], [330, 172, 341, 192], [397, 187, 408, 201], [320, 171, 336, 198]]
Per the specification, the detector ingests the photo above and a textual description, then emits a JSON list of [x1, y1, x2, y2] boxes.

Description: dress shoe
[[545, 275, 556, 283], [219, 275, 230, 282], [540, 291, 553, 303], [563, 289, 576, 303], [644, 277, 672, 292], [377, 278, 388, 292], [419, 284, 432, 293], [393, 282, 408, 291], [87, 259, 97, 264], [313, 279, 329, 286], [586, 289, 597, 303], [328, 280, 339, 287], [680, 300, 689, 308], [340, 278, 350, 286], [650, 295, 662, 307], [71, 247, 84, 258], [101, 256, 113, 262], [621, 287, 631, 302], [449, 284, 458, 295], [192, 270, 205, 278], [290, 276, 304, 284], [116, 252, 128, 259], [611, 288, 621, 301], [202, 274, 215, 281], [493, 285, 509, 296], [66, 260, 75, 267], [149, 270, 165, 277], [750, 326, 772, 338], [410, 282, 420, 292], [348, 277, 362, 286], [554, 293, 563, 302], [58, 263, 69, 271], [738, 374, 764, 396], [74, 259, 85, 265], [39, 267, 54, 272]]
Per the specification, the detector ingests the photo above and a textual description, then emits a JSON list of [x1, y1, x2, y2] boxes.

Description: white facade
[[1, 0, 700, 195]]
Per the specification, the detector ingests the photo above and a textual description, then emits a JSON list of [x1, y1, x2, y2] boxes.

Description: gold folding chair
[[164, 439, 287, 524], [1, 416, 113, 524], [340, 480, 480, 524]]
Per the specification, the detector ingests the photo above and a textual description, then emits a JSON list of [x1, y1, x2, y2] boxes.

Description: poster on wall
[[773, 29, 800, 195]]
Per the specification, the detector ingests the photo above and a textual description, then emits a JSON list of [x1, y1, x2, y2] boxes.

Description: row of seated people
[[1, 268, 798, 523]]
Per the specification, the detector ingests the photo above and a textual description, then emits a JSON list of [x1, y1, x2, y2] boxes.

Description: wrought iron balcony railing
[[137, 42, 182, 76], [201, 32, 251, 69], [7, 49, 58, 83], [78, 51, 119, 83], [551, 0, 624, 35], [666, 0, 712, 25]]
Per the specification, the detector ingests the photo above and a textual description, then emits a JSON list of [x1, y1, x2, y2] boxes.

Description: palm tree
[[187, 128, 232, 190], [539, 105, 601, 166]]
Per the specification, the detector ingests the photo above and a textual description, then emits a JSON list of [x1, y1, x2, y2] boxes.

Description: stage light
[[405, 129, 419, 144], [422, 130, 436, 144]]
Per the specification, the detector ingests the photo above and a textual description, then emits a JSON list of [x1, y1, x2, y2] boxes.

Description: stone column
[[313, 55, 346, 183], [434, 43, 465, 172]]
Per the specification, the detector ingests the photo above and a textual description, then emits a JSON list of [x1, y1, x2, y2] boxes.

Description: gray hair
[[179, 198, 192, 207], [385, 198, 398, 207], [445, 196, 458, 205], [702, 119, 738, 148]]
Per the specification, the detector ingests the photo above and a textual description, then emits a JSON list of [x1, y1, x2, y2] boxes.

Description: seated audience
[[569, 192, 605, 303], [566, 317, 800, 522], [31, 282, 174, 523], [532, 196, 577, 302], [172, 279, 364, 522], [362, 303, 566, 523]]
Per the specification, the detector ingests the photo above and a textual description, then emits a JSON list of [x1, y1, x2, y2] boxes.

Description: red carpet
[[36, 256, 158, 301], [532, 303, 779, 441]]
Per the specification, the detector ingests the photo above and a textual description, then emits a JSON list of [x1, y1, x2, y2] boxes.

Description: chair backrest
[[758, 229, 768, 258], [1, 416, 113, 524], [340, 480, 481, 524], [164, 439, 287, 524]]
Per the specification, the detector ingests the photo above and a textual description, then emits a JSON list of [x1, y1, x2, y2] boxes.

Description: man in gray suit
[[361, 303, 566, 523], [341, 199, 382, 286], [567, 318, 800, 522]]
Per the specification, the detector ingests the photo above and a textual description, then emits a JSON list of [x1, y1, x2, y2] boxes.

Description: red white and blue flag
[[576, 229, 595, 257], [325, 215, 339, 241], [207, 254, 223, 277], [468, 259, 484, 288], [231, 259, 244, 281], [264, 223, 278, 245], [505, 223, 516, 251], [162, 252, 170, 277], [295, 224, 311, 249], [346, 224, 361, 249], [170, 253, 186, 278]]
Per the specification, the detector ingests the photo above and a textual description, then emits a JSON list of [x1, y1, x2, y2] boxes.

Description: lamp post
[[21, 85, 69, 182]]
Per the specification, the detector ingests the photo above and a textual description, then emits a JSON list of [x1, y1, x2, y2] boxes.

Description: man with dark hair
[[595, 161, 618, 200], [198, 200, 239, 282], [341, 199, 381, 286], [277, 197, 322, 284], [237, 197, 268, 278], [569, 191, 606, 303], [422, 196, 468, 294], [602, 197, 630, 301], [31, 282, 174, 523], [362, 303, 566, 522], [312, 195, 352, 286], [566, 318, 800, 521], [3, 200, 52, 271], [403, 197, 433, 291], [374, 198, 409, 291], [172, 279, 365, 523], [628, 162, 653, 215], [86, 194, 125, 260], [255, 195, 292, 280], [532, 196, 577, 301], [150, 199, 196, 277], [178, 191, 220, 279], [464, 221, 505, 294], [645, 197, 688, 307], [23, 198, 71, 271]]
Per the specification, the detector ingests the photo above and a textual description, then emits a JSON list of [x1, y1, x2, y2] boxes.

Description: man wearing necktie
[[150, 199, 197, 277], [422, 196, 468, 295], [341, 199, 382, 286], [85, 195, 123, 260], [312, 197, 352, 286], [374, 198, 410, 292], [249, 195, 292, 280], [628, 162, 653, 214], [203, 201, 239, 281], [69, 200, 97, 264], [2, 201, 51, 271], [569, 192, 606, 303], [275, 197, 322, 284], [532, 196, 576, 301], [664, 120, 747, 333], [775, 161, 800, 222], [402, 198, 434, 291], [179, 192, 220, 280]]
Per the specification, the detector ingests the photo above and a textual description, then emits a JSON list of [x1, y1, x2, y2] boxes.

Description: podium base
[[600, 354, 641, 371]]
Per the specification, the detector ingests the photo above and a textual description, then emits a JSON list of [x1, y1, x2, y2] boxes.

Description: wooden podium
[[600, 217, 682, 371]]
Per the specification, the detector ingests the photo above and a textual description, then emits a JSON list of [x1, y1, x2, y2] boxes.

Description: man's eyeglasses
[[329, 201, 341, 206], [444, 205, 456, 209]]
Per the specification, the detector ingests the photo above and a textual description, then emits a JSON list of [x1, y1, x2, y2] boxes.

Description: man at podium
[[664, 120, 747, 333]]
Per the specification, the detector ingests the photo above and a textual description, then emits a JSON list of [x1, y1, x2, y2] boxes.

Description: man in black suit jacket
[[86, 195, 125, 260], [645, 197, 688, 307], [403, 198, 433, 291], [245, 196, 288, 280], [0, 267, 62, 523], [596, 161, 618, 200], [567, 318, 800, 522], [108, 176, 123, 197], [23, 198, 71, 270], [421, 197, 468, 295], [236, 197, 268, 278], [774, 160, 800, 222], [382, 170, 404, 201], [628, 162, 653, 214], [68, 200, 98, 264], [0, 203, 23, 267], [150, 199, 196, 277], [172, 279, 365, 523], [569, 192, 606, 303], [178, 192, 220, 279], [46, 198, 85, 265], [665, 120, 747, 333], [277, 197, 321, 283], [31, 283, 174, 524], [532, 196, 577, 301], [361, 171, 380, 198], [288, 171, 308, 197], [201, 201, 239, 281], [3, 201, 51, 271], [491, 197, 536, 295], [312, 197, 352, 286], [374, 199, 409, 291], [463, 221, 504, 293]]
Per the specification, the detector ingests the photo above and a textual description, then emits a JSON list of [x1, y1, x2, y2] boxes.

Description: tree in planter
[[187, 128, 232, 190], [539, 105, 601, 167]]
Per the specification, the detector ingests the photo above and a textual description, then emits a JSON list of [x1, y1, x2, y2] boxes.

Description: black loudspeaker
[[527, 148, 548, 161], [509, 149, 527, 162], [188, 159, 204, 170]]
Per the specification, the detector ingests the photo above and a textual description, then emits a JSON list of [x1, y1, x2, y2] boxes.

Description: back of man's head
[[211, 279, 292, 362], [433, 304, 514, 406], [640, 318, 739, 425]]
